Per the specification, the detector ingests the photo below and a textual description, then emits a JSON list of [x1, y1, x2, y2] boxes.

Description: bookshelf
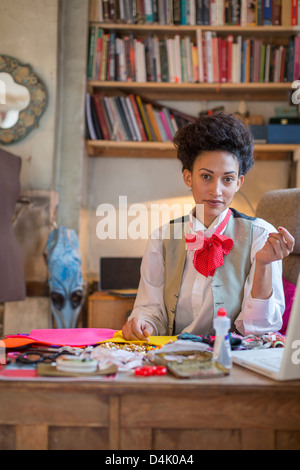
[[86, 1, 300, 161]]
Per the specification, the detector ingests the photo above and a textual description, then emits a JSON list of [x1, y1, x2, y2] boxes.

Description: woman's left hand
[[255, 226, 295, 266]]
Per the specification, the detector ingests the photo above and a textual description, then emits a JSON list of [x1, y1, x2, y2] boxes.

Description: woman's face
[[183, 151, 244, 227]]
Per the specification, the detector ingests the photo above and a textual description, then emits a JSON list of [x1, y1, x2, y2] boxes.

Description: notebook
[[232, 275, 300, 381], [98, 257, 142, 297]]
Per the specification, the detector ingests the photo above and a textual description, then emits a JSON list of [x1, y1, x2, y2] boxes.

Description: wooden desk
[[88, 292, 135, 330], [1, 366, 300, 450]]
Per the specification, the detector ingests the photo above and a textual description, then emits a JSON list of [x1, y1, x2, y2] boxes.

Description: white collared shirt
[[128, 208, 285, 336]]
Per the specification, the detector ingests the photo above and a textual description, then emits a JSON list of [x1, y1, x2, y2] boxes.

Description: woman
[[122, 113, 295, 341]]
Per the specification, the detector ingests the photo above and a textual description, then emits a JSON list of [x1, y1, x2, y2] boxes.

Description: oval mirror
[[0, 55, 47, 145]]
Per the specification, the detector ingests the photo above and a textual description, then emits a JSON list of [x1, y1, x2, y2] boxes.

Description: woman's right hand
[[122, 318, 155, 341]]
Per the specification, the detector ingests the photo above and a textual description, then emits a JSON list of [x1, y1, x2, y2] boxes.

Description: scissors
[[15, 347, 73, 365]]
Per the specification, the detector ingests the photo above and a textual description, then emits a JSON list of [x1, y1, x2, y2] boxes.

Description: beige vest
[[162, 210, 255, 335]]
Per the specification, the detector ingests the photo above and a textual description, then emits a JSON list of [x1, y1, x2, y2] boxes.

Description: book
[[212, 33, 219, 82], [204, 31, 213, 83], [281, 0, 292, 24], [119, 96, 138, 140], [136, 95, 153, 140], [93, 94, 111, 140], [154, 109, 169, 141], [115, 96, 134, 140], [196, 29, 204, 82], [125, 96, 142, 141], [103, 96, 122, 141], [145, 103, 163, 141], [87, 25, 96, 79], [272, 0, 282, 24], [90, 94, 103, 139], [292, 0, 298, 24], [159, 110, 173, 140], [162, 107, 177, 137], [227, 34, 234, 82], [294, 35, 300, 80], [86, 93, 97, 140], [264, 0, 272, 24], [128, 94, 148, 141]]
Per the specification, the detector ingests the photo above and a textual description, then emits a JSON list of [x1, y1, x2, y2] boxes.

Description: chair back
[[255, 188, 300, 285]]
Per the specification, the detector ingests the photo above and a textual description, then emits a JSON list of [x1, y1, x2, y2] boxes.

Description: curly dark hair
[[173, 112, 254, 176]]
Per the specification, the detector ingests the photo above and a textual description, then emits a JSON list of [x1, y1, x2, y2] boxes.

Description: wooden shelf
[[88, 81, 293, 101], [87, 140, 299, 160], [90, 22, 300, 36]]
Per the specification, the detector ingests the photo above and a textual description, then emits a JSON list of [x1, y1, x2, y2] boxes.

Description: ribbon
[[186, 209, 233, 277]]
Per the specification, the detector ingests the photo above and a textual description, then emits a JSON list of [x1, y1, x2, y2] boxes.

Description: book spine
[[280, 45, 286, 81], [112, 97, 130, 140], [263, 0, 272, 24], [241, 0, 248, 25], [247, 0, 256, 24], [93, 94, 111, 140], [192, 45, 199, 82], [174, 34, 182, 83], [256, 0, 263, 24], [108, 30, 116, 81], [159, 110, 173, 141], [291, 0, 297, 24], [145, 103, 163, 141], [87, 26, 96, 80], [264, 43, 271, 82], [104, 96, 122, 141], [128, 94, 148, 141], [196, 29, 204, 82], [259, 43, 266, 82], [227, 34, 233, 83], [272, 0, 282, 24], [120, 96, 138, 140], [230, 0, 241, 25], [86, 93, 97, 140], [180, 0, 187, 24], [220, 38, 227, 82], [153, 35, 162, 82], [236, 35, 242, 83], [162, 107, 177, 137], [90, 94, 103, 139], [294, 35, 300, 80], [205, 31, 213, 83], [287, 37, 295, 82], [201, 0, 210, 24], [212, 34, 219, 82], [136, 95, 153, 140], [144, 0, 154, 22]]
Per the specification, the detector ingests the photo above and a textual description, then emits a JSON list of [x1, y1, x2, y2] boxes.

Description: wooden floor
[[1, 365, 300, 450]]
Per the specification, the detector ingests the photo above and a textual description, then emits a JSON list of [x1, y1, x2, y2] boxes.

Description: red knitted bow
[[186, 209, 233, 278]]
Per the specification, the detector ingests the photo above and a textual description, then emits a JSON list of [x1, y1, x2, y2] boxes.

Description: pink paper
[[24, 328, 117, 346]]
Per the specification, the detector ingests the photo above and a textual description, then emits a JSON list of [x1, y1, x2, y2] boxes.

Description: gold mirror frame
[[0, 55, 47, 145]]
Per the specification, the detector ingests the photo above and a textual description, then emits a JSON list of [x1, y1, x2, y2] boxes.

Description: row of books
[[88, 27, 300, 82], [89, 0, 300, 26], [85, 92, 195, 141]]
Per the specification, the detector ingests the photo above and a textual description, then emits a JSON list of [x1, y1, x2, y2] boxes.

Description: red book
[[280, 46, 286, 82], [219, 38, 227, 83], [292, 0, 297, 25], [227, 35, 234, 83], [92, 94, 111, 140]]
